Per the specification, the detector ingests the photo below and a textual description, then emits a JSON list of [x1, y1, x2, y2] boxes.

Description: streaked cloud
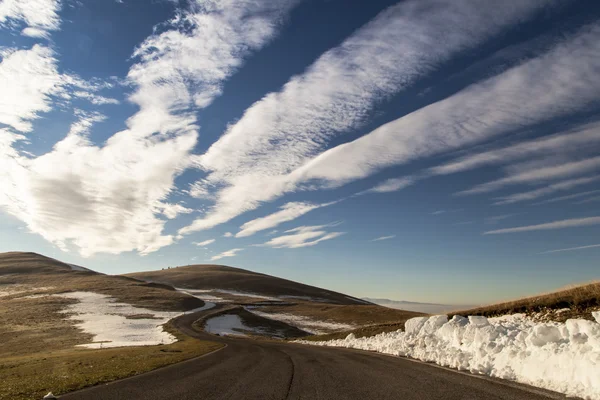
[[458, 156, 600, 196], [236, 200, 339, 238], [484, 214, 518, 224], [430, 121, 600, 176], [533, 189, 600, 205], [181, 0, 552, 235], [194, 239, 215, 247], [484, 216, 600, 235], [211, 248, 243, 261], [297, 24, 600, 190], [575, 195, 600, 204], [371, 235, 395, 242], [362, 177, 416, 194], [0, 0, 298, 257], [493, 176, 600, 205], [540, 243, 600, 254], [260, 224, 345, 249]]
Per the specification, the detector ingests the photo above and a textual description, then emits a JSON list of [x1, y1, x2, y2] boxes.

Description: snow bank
[[248, 309, 354, 334], [301, 313, 600, 399], [57, 292, 205, 348]]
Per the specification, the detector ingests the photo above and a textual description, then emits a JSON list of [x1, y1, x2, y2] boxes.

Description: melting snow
[[247, 309, 354, 334], [301, 313, 600, 399], [57, 291, 207, 348], [204, 314, 267, 337]]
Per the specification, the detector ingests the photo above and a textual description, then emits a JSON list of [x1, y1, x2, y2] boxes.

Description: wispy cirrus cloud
[[575, 195, 600, 204], [533, 189, 600, 205], [540, 243, 600, 254], [181, 0, 553, 235], [296, 23, 600, 190], [458, 156, 600, 196], [430, 122, 600, 176], [371, 235, 395, 242], [194, 239, 215, 247], [236, 200, 340, 238], [0, 0, 298, 257], [484, 216, 600, 235], [484, 214, 518, 224], [211, 248, 243, 261], [260, 224, 345, 249], [493, 176, 600, 205], [362, 177, 416, 194]]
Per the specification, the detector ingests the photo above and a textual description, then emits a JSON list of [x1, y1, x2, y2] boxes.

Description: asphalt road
[[61, 311, 567, 400]]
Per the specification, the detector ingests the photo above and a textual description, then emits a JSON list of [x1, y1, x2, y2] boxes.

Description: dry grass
[[0, 252, 222, 399], [454, 281, 600, 321], [301, 321, 409, 342], [125, 264, 364, 305], [0, 323, 222, 400], [258, 302, 424, 327]]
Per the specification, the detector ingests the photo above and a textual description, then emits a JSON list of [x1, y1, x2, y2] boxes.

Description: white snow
[[300, 313, 600, 399], [67, 263, 92, 272], [204, 314, 267, 337], [175, 288, 218, 310], [0, 284, 54, 297], [247, 309, 354, 334], [56, 291, 208, 348]]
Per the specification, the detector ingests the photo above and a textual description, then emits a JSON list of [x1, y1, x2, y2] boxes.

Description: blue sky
[[1, 0, 600, 305]]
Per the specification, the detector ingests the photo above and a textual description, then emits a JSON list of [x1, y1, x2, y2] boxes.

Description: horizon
[[1, 0, 600, 306]]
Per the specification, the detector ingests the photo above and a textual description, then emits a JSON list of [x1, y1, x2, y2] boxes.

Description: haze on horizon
[[1, 0, 599, 306]]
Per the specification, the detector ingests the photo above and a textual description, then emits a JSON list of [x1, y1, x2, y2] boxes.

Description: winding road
[[61, 310, 568, 400]]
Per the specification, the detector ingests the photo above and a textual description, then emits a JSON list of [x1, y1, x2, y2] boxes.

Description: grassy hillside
[[126, 264, 367, 305], [0, 252, 220, 400], [454, 281, 600, 322]]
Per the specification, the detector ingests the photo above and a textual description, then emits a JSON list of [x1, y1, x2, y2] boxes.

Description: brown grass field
[[454, 281, 600, 322], [0, 252, 220, 400]]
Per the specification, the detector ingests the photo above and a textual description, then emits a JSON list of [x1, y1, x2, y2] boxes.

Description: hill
[[0, 252, 219, 400], [454, 281, 600, 322], [362, 297, 469, 314], [125, 264, 368, 305]]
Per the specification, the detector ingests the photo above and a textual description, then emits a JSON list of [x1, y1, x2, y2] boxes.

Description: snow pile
[[204, 314, 268, 337], [248, 309, 354, 334], [302, 313, 600, 399], [57, 291, 198, 348]]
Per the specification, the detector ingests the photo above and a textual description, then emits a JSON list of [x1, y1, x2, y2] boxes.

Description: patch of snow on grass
[[248, 309, 354, 334], [57, 292, 186, 348], [204, 314, 266, 337], [0, 285, 54, 297], [300, 313, 600, 399]]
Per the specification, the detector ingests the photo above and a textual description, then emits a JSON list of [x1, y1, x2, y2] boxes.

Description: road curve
[[61, 311, 568, 400]]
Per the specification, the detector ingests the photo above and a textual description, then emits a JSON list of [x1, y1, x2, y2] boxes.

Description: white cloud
[[540, 243, 600, 254], [211, 248, 243, 261], [160, 203, 194, 220], [296, 24, 600, 188], [430, 121, 600, 176], [223, 232, 233, 238], [458, 156, 600, 195], [493, 176, 600, 205], [431, 210, 445, 216], [0, 46, 64, 132], [0, 0, 298, 257], [371, 235, 395, 242], [484, 216, 600, 235], [363, 177, 415, 194], [260, 225, 345, 249], [236, 200, 339, 238], [21, 26, 50, 39], [533, 189, 600, 205], [181, 0, 552, 235], [194, 239, 215, 247], [575, 195, 600, 205], [0, 0, 61, 35], [484, 214, 518, 224], [72, 91, 120, 105]]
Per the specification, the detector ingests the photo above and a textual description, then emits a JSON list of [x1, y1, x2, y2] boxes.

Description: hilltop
[[125, 264, 368, 305]]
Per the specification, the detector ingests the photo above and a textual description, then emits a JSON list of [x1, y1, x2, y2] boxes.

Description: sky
[[1, 0, 599, 306]]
